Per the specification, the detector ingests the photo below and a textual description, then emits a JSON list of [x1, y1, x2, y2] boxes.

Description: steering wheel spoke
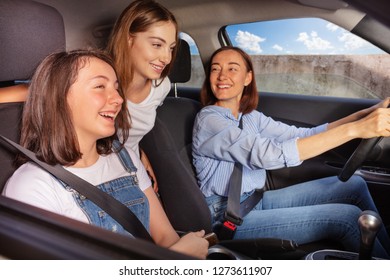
[[338, 137, 383, 182]]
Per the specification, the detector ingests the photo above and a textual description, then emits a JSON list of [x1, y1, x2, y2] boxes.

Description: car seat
[[168, 39, 191, 98], [0, 0, 66, 191], [141, 97, 210, 233]]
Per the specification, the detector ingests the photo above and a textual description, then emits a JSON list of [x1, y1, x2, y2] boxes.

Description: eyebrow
[[90, 75, 119, 85], [91, 75, 109, 80], [211, 62, 241, 67], [149, 36, 176, 47]]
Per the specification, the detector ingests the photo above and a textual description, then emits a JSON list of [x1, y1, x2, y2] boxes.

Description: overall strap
[[112, 140, 137, 174]]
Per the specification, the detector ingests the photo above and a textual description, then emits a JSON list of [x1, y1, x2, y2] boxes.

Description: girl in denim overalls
[[3, 50, 208, 259]]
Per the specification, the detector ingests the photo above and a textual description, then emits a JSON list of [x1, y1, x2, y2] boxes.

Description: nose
[[110, 89, 123, 105], [217, 68, 227, 80], [160, 47, 172, 65]]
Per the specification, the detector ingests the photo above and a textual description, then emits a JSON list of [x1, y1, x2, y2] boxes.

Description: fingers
[[153, 181, 159, 193], [174, 230, 208, 259], [376, 97, 390, 109], [195, 229, 205, 237], [363, 107, 390, 138], [383, 97, 390, 108], [185, 230, 205, 238], [369, 98, 390, 113], [146, 169, 159, 193]]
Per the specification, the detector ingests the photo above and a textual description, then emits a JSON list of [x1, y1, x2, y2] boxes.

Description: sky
[[181, 18, 386, 55]]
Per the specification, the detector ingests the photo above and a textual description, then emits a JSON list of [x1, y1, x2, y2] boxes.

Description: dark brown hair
[[106, 0, 178, 92], [200, 46, 259, 114], [19, 49, 130, 166]]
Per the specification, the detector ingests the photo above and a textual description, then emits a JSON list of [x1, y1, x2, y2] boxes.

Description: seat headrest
[[168, 39, 191, 83], [0, 0, 66, 82]]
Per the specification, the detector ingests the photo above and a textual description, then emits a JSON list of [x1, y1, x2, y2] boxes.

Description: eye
[[95, 84, 105, 89], [152, 43, 162, 48], [114, 81, 120, 92]]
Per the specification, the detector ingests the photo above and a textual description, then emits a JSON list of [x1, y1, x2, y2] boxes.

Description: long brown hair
[[19, 49, 131, 166], [106, 0, 178, 92], [200, 46, 259, 114]]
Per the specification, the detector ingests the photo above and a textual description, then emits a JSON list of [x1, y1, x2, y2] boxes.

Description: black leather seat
[[0, 0, 66, 191], [168, 39, 191, 98], [141, 97, 210, 233]]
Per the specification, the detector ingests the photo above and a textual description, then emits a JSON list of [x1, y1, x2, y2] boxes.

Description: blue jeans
[[206, 175, 390, 259]]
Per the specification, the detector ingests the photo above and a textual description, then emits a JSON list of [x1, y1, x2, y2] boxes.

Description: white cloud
[[338, 31, 370, 50], [296, 31, 333, 51], [272, 44, 283, 52], [326, 23, 339, 32], [235, 30, 265, 54]]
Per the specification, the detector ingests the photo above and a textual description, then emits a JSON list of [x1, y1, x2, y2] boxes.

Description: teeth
[[218, 85, 231, 89], [99, 112, 115, 119], [152, 64, 163, 71]]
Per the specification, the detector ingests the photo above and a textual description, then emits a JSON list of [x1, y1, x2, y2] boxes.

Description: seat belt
[[218, 116, 264, 240], [0, 135, 154, 243]]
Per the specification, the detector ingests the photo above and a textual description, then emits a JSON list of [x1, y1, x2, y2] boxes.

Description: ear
[[127, 35, 133, 47], [244, 70, 253, 86]]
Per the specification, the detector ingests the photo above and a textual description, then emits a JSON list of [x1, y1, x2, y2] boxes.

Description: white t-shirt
[[125, 78, 171, 156], [2, 149, 152, 225]]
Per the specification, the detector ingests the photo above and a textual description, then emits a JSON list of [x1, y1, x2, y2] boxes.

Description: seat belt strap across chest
[[219, 116, 264, 240]]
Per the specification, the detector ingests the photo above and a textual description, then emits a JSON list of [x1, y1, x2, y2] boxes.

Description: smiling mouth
[[99, 112, 115, 121], [217, 84, 232, 89], [151, 63, 164, 72]]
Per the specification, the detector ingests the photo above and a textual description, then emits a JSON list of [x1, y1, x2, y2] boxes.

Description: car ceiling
[[36, 0, 386, 60], [344, 0, 390, 28]]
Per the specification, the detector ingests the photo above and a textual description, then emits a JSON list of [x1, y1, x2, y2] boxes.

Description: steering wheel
[[338, 137, 383, 182]]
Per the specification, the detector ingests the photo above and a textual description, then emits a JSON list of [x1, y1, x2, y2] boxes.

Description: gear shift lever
[[305, 210, 384, 260], [358, 210, 382, 260]]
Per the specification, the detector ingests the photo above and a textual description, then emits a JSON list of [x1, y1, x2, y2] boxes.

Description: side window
[[178, 33, 205, 88], [224, 18, 388, 99]]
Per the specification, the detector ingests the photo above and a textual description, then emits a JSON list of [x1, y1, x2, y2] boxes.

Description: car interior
[[1, 0, 390, 260]]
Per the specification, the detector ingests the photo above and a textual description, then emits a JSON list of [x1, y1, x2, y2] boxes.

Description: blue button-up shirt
[[192, 106, 327, 197]]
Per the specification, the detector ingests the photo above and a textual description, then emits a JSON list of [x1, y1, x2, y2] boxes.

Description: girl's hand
[[169, 230, 209, 259], [140, 149, 159, 193]]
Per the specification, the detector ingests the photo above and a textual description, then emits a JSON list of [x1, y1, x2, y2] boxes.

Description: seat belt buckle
[[224, 212, 243, 226], [218, 220, 237, 240], [223, 220, 237, 231], [218, 212, 242, 240]]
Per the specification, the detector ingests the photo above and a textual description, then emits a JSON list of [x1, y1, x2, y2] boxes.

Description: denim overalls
[[60, 141, 150, 237]]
